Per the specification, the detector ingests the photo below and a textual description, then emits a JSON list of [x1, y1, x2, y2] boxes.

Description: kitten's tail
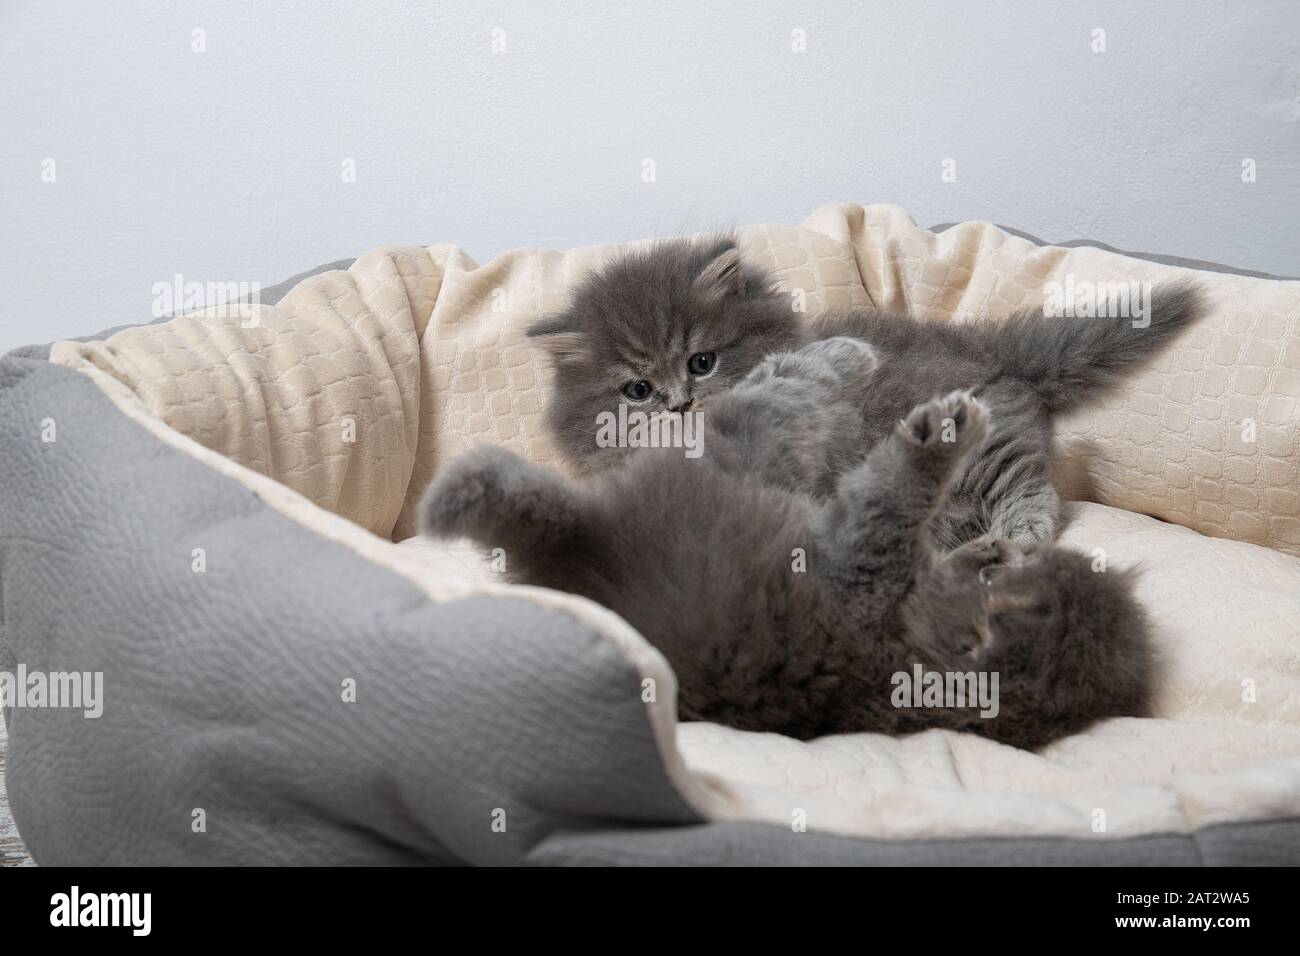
[[981, 280, 1206, 413]]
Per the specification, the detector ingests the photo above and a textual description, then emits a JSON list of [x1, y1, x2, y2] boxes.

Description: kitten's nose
[[669, 398, 695, 413]]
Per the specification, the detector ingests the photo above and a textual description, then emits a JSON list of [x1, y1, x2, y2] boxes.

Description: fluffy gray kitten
[[528, 237, 1205, 548], [421, 338, 1154, 749]]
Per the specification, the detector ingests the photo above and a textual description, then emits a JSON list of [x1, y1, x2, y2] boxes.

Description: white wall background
[[2, 0, 1298, 354]]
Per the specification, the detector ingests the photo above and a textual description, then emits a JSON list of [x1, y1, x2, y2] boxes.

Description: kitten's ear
[[527, 313, 585, 361], [693, 247, 744, 302]]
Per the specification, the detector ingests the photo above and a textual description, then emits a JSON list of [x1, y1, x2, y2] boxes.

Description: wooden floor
[[0, 720, 36, 866]]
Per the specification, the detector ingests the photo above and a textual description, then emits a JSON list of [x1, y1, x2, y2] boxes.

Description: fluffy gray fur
[[528, 237, 1206, 548], [421, 338, 1155, 749]]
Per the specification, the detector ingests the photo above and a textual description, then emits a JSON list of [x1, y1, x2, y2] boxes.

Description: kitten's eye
[[687, 352, 716, 376], [623, 380, 653, 401]]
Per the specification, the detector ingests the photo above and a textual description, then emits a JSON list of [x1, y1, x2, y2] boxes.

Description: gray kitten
[[421, 338, 1154, 749], [528, 237, 1205, 548]]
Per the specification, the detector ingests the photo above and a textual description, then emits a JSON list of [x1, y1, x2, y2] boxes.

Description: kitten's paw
[[897, 390, 990, 457], [948, 535, 1021, 577], [419, 445, 529, 539], [798, 336, 880, 380], [745, 336, 879, 393]]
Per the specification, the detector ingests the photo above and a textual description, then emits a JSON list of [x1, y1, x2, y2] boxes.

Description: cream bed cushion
[[53, 203, 1300, 554], [47, 203, 1300, 842]]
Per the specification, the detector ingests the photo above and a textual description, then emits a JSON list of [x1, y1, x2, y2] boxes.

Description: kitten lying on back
[[528, 237, 1205, 549], [421, 339, 1154, 749]]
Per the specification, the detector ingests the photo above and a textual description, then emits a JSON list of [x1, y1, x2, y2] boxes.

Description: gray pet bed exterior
[[2, 252, 1298, 867]]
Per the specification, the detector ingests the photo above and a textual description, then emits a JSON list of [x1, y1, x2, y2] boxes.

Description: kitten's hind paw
[[897, 390, 990, 458], [419, 445, 589, 561], [948, 535, 1022, 577], [418, 444, 530, 540]]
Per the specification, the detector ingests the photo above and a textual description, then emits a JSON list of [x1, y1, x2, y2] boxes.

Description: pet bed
[[2, 204, 1298, 865]]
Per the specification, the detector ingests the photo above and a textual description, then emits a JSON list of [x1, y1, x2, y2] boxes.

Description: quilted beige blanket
[[51, 203, 1300, 842]]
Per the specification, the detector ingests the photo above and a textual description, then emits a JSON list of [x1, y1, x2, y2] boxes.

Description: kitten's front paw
[[799, 336, 880, 380], [897, 390, 990, 457], [949, 535, 1021, 573], [946, 538, 1024, 582], [419, 445, 527, 539]]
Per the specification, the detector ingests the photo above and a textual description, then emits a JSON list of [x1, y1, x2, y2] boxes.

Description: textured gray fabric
[[0, 352, 699, 865], [529, 818, 1300, 866]]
